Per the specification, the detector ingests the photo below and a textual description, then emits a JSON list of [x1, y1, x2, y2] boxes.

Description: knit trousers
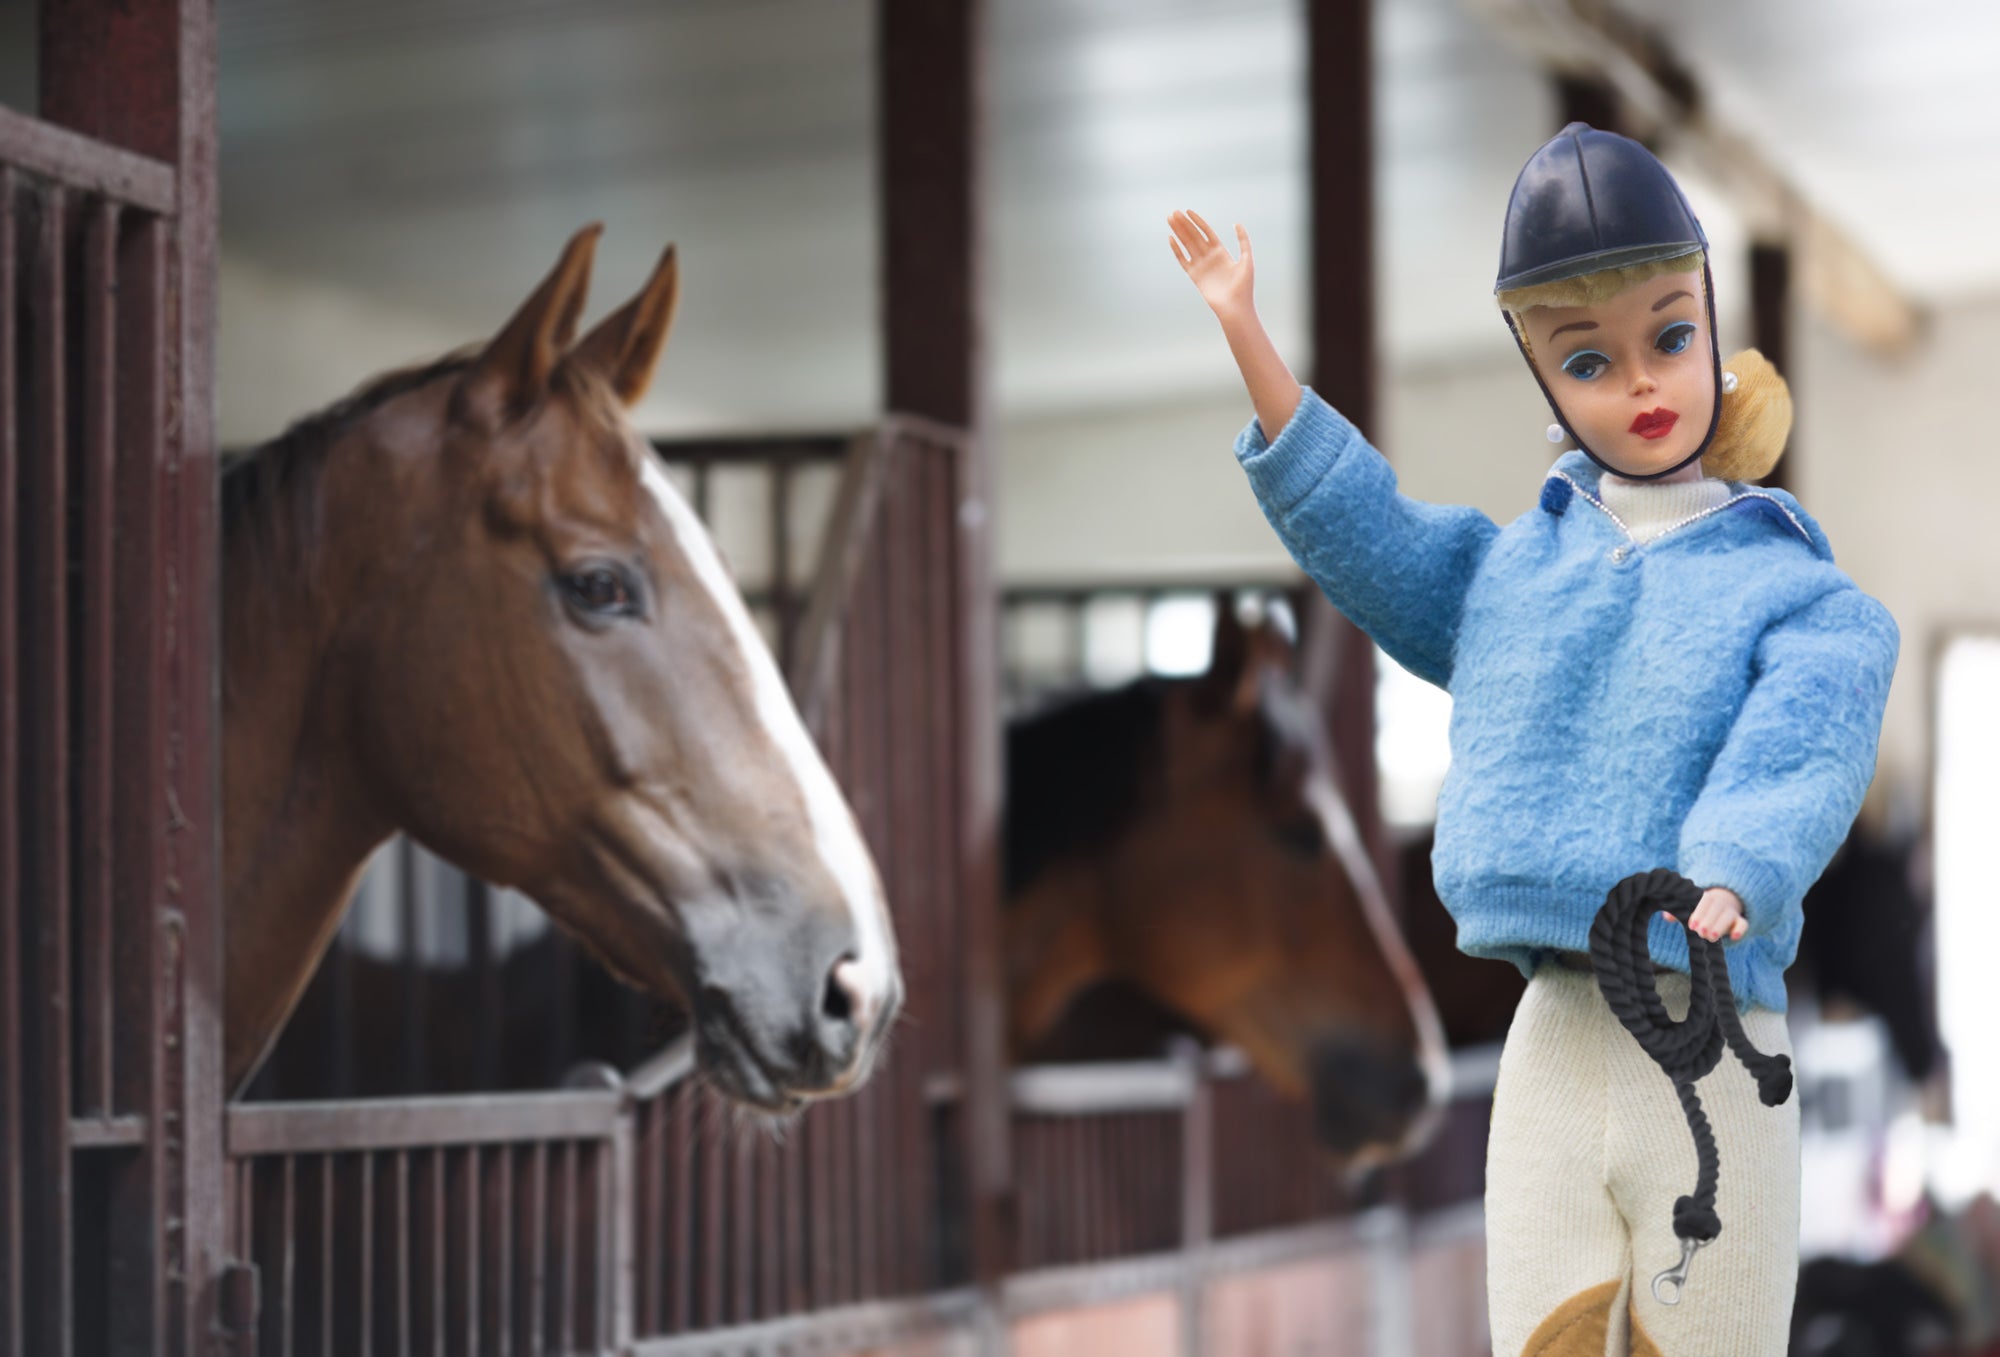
[[1485, 958, 1800, 1357]]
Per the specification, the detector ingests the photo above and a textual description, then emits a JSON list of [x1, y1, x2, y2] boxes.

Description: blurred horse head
[[1004, 597, 1448, 1168]]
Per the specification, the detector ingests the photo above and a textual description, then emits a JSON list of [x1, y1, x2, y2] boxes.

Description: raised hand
[[1169, 209, 1254, 319]]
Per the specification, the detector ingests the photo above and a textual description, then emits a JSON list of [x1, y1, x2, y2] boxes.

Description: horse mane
[[1004, 678, 1169, 896], [221, 349, 480, 578]]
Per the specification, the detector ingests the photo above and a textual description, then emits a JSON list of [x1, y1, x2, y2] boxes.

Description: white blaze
[[638, 454, 899, 1013], [1305, 768, 1453, 1127]]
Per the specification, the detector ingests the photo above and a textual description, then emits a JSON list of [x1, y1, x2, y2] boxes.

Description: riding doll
[[1170, 122, 1898, 1355]]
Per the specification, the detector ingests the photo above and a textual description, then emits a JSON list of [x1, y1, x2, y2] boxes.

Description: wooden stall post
[[878, 0, 1013, 1315], [36, 1, 226, 1352], [1750, 240, 1794, 493], [1306, 0, 1395, 900]]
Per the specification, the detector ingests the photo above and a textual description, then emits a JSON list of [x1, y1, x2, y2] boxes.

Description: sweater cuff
[[1679, 843, 1791, 939], [1232, 387, 1361, 513]]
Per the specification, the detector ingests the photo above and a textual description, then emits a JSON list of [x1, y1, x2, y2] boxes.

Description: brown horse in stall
[[1005, 600, 1449, 1167], [221, 226, 900, 1109]]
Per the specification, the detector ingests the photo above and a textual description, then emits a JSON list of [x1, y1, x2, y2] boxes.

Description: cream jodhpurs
[[1485, 960, 1800, 1357]]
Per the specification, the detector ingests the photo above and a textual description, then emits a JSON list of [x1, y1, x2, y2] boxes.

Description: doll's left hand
[[1660, 887, 1747, 943]]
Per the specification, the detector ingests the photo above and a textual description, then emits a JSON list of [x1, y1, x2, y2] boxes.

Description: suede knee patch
[[1518, 1279, 1667, 1357], [1521, 1279, 1619, 1356]]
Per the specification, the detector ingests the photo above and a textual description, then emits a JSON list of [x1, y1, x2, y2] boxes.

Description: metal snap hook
[[1652, 1235, 1706, 1306]]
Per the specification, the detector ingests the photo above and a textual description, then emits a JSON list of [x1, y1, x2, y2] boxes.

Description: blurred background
[[5, 0, 1997, 1352]]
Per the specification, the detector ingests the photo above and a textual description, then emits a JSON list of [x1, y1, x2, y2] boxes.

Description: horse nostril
[[822, 956, 857, 1025]]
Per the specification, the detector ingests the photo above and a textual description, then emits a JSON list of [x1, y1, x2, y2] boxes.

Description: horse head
[[222, 227, 901, 1109], [1006, 596, 1448, 1168]]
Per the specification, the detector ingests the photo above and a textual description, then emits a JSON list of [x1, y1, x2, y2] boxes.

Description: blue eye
[[1562, 350, 1609, 382], [1656, 321, 1696, 356]]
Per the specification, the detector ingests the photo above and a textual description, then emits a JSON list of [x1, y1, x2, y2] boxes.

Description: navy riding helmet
[[1497, 122, 1723, 481]]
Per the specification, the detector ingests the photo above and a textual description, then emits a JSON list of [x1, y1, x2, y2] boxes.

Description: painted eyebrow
[[1652, 289, 1694, 311], [1548, 320, 1598, 338]]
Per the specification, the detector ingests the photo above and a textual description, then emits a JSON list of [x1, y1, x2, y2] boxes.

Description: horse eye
[[562, 566, 635, 617]]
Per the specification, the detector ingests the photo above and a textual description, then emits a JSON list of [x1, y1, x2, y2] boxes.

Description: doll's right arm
[[1234, 393, 1498, 688], [1171, 210, 1498, 687]]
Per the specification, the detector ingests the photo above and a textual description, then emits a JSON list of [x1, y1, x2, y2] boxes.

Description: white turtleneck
[[1596, 472, 1734, 544]]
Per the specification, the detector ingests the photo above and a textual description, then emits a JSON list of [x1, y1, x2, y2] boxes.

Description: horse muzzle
[[686, 905, 903, 1109]]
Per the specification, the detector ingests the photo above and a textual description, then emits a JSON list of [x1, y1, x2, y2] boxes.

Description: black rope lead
[[1588, 867, 1794, 1305]]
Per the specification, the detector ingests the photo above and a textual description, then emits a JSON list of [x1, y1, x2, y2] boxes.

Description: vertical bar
[[1750, 239, 1793, 493], [40, 0, 228, 1340], [771, 456, 795, 672], [429, 1146, 445, 1357], [1308, 0, 1393, 898], [19, 180, 73, 1357], [610, 1114, 635, 1352], [808, 1042, 835, 1310], [701, 1107, 725, 1325], [634, 1102, 658, 1336], [109, 206, 168, 1354], [559, 1142, 577, 1354], [280, 1157, 296, 1357], [393, 1151, 410, 1357], [756, 1117, 779, 1321], [76, 196, 117, 1117], [731, 1122, 753, 1323], [884, 442, 926, 1294], [320, 1156, 335, 1357], [783, 1099, 808, 1314], [460, 1146, 480, 1357], [228, 1162, 256, 1357], [1183, 1059, 1213, 1253], [669, 1094, 694, 1334], [1555, 72, 1625, 139], [524, 1145, 548, 1357], [358, 1154, 374, 1357], [0, 163, 22, 1357], [481, 1146, 511, 1357]]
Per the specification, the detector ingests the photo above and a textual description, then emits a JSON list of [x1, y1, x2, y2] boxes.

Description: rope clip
[[1651, 1235, 1707, 1306]]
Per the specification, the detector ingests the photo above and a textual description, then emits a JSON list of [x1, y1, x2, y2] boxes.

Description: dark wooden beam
[[880, 0, 984, 431], [1307, 0, 1394, 902], [37, 3, 224, 1353], [1750, 240, 1793, 493], [1556, 71, 1626, 139], [877, 0, 1012, 1295]]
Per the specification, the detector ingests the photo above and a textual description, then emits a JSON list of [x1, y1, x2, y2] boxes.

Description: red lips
[[1629, 408, 1679, 440]]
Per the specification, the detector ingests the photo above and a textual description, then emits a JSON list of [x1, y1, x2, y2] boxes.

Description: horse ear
[[1196, 590, 1255, 715], [568, 242, 680, 407], [461, 224, 603, 422]]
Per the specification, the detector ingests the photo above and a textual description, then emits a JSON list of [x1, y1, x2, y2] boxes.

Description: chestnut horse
[[1005, 600, 1449, 1166], [221, 227, 900, 1108]]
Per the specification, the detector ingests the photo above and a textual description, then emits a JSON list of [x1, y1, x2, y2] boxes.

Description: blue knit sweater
[[1235, 388, 1899, 1013]]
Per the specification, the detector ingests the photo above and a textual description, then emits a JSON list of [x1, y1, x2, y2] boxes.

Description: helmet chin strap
[[1506, 260, 1725, 482]]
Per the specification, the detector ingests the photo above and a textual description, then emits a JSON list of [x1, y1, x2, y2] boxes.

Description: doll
[[1171, 122, 1898, 1356]]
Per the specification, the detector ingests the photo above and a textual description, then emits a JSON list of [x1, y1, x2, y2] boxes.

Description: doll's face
[[1520, 270, 1715, 479]]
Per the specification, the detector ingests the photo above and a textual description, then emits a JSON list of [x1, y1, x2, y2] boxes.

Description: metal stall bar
[[0, 162, 20, 1357], [18, 173, 74, 1357]]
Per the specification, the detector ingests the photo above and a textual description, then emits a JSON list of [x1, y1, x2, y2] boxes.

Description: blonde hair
[[1495, 250, 1706, 312], [1499, 252, 1792, 482]]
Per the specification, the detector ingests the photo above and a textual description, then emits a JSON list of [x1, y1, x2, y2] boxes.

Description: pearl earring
[[1722, 370, 1739, 394], [1546, 423, 1566, 444]]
